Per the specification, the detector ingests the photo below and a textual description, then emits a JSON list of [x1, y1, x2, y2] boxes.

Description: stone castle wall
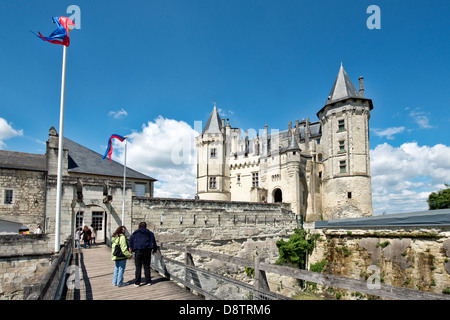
[[0, 234, 54, 300], [0, 168, 46, 230], [131, 197, 297, 245]]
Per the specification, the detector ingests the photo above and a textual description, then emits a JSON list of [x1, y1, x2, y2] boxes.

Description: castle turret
[[195, 104, 231, 200], [317, 64, 373, 219]]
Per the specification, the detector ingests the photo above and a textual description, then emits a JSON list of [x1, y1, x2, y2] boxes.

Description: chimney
[[359, 76, 364, 97]]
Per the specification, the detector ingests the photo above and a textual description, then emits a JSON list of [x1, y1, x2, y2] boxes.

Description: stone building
[[0, 127, 156, 246], [196, 64, 374, 221]]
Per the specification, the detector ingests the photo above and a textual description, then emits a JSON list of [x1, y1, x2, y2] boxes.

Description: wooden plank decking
[[65, 244, 203, 300]]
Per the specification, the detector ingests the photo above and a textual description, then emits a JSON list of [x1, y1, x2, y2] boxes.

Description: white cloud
[[370, 142, 450, 214], [218, 108, 234, 118], [371, 126, 405, 140], [112, 116, 198, 199], [408, 108, 433, 129], [0, 118, 23, 149], [108, 108, 128, 119]]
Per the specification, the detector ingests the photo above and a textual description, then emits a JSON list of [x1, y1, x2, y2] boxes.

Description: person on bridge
[[111, 226, 132, 287], [129, 222, 158, 286]]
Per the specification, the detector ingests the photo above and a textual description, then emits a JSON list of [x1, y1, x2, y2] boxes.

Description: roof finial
[[340, 61, 343, 68], [214, 101, 216, 109]]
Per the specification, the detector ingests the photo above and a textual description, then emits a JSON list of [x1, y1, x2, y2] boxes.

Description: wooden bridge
[[63, 244, 203, 300], [62, 242, 450, 301], [26, 236, 450, 301]]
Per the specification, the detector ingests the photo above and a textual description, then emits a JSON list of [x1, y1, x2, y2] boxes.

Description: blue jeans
[[112, 259, 127, 286]]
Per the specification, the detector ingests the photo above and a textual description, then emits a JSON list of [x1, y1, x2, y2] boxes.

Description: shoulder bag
[[113, 235, 127, 257]]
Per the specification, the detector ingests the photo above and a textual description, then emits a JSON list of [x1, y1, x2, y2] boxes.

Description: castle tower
[[195, 104, 231, 200], [317, 64, 374, 219]]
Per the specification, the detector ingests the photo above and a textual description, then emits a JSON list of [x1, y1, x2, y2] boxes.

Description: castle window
[[4, 189, 13, 204], [237, 174, 241, 184], [135, 183, 146, 197], [209, 177, 217, 189], [76, 211, 84, 228], [252, 172, 259, 187], [340, 160, 347, 173], [210, 148, 217, 159], [338, 119, 345, 131], [348, 192, 352, 199], [339, 140, 345, 152]]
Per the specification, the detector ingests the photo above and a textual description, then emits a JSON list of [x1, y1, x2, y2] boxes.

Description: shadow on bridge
[[63, 244, 203, 300]]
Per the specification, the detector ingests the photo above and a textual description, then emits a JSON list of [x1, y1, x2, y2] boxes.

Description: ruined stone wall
[[308, 226, 450, 299], [0, 234, 54, 300]]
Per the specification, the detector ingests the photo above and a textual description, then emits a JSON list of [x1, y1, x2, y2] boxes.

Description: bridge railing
[[23, 236, 73, 300], [152, 243, 288, 300], [152, 243, 450, 300]]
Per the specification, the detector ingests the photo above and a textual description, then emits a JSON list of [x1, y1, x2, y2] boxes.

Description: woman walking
[[81, 225, 91, 249], [111, 226, 132, 287]]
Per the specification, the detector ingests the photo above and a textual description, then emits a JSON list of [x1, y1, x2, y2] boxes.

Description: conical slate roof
[[325, 63, 361, 105], [202, 104, 222, 134], [284, 132, 300, 152]]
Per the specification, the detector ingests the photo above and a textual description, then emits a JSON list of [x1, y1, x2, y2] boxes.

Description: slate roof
[[65, 137, 156, 181], [202, 105, 222, 134], [0, 150, 46, 171], [325, 64, 361, 105], [317, 64, 373, 118], [315, 209, 450, 228], [0, 137, 156, 181], [0, 219, 23, 234]]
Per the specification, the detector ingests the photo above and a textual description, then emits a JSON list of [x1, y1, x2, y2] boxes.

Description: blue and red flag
[[33, 16, 75, 47], [101, 134, 126, 162]]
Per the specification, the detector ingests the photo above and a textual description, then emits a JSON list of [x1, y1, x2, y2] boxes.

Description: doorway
[[91, 211, 106, 243], [273, 188, 283, 203]]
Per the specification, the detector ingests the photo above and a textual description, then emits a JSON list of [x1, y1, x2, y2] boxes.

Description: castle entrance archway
[[273, 188, 283, 203]]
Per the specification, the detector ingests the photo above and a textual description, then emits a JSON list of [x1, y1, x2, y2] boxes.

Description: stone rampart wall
[[131, 197, 297, 245], [0, 234, 54, 300]]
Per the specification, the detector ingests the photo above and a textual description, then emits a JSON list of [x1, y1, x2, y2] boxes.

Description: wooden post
[[185, 246, 202, 290], [254, 256, 270, 292]]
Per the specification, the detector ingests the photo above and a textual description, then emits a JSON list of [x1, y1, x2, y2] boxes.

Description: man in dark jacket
[[129, 222, 158, 286]]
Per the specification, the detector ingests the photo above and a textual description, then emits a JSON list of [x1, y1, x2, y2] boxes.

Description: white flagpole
[[55, 45, 68, 253], [122, 137, 128, 226]]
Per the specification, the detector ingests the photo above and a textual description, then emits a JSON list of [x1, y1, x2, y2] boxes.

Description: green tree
[[427, 184, 450, 210], [276, 228, 318, 268]]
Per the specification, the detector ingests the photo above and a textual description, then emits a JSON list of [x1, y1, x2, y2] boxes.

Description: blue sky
[[1, 0, 449, 215]]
